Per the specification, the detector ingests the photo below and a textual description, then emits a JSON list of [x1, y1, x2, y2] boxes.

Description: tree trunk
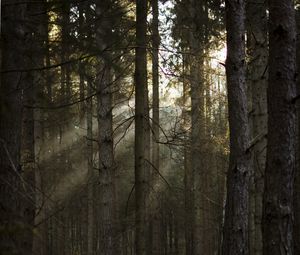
[[97, 67, 118, 254], [151, 0, 161, 253], [186, 1, 210, 254], [182, 53, 193, 255], [26, 1, 50, 253], [60, 2, 71, 103], [216, 76, 227, 255], [294, 8, 300, 255], [78, 1, 86, 117], [87, 80, 94, 255], [95, 1, 119, 254], [188, 25, 206, 255], [262, 0, 296, 254], [222, 0, 250, 254], [21, 64, 35, 255], [21, 1, 44, 252], [134, 0, 148, 254], [0, 1, 28, 253], [246, 1, 268, 254], [190, 51, 205, 255]]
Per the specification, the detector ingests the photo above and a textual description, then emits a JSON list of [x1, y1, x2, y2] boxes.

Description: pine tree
[[246, 1, 268, 254], [135, 0, 149, 254], [263, 0, 296, 254], [0, 0, 29, 253], [222, 0, 251, 254]]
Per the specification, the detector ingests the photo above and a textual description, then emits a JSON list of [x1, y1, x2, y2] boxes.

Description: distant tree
[[150, 0, 162, 254], [172, 0, 225, 253]]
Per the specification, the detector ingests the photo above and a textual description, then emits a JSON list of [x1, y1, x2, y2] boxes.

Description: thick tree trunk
[[262, 0, 296, 254], [33, 3, 50, 254], [25, 1, 51, 253], [135, 0, 148, 254], [246, 1, 268, 254], [21, 2, 43, 253], [222, 0, 250, 254], [0, 1, 28, 254]]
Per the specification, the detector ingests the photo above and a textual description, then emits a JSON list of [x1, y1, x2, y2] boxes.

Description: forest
[[0, 0, 299, 254]]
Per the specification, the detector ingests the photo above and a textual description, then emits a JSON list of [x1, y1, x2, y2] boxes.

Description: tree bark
[[87, 80, 94, 255], [60, 2, 71, 103], [262, 0, 296, 254], [135, 0, 148, 254], [182, 53, 193, 255], [294, 8, 300, 255], [186, 1, 206, 253], [190, 51, 205, 255], [150, 0, 161, 254], [78, 1, 86, 117], [0, 1, 28, 254], [246, 1, 268, 254], [97, 67, 118, 254], [95, 1, 119, 254], [222, 0, 251, 254], [21, 1, 45, 252]]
